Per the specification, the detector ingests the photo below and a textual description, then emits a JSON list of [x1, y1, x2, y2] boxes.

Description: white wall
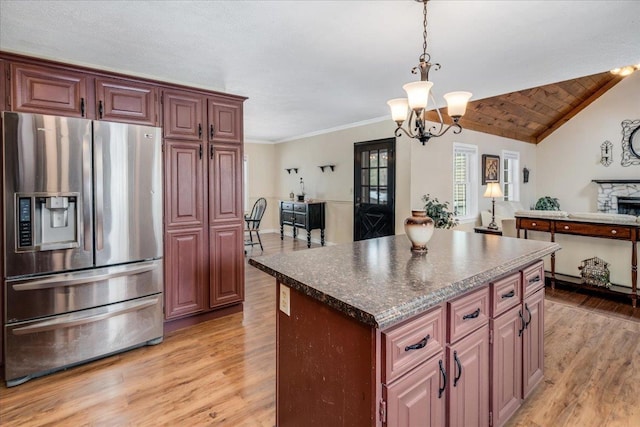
[[262, 118, 534, 244], [532, 71, 640, 287]]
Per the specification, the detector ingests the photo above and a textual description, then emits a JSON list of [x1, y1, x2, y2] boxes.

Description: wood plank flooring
[[0, 232, 638, 426]]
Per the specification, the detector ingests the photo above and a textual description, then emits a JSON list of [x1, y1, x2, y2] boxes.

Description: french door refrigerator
[[2, 112, 164, 386]]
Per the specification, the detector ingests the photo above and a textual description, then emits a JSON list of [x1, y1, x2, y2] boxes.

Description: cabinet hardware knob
[[453, 351, 463, 387], [98, 100, 104, 118], [462, 308, 480, 320], [199, 144, 203, 159], [532, 222, 537, 226], [501, 290, 515, 299], [210, 124, 215, 140], [564, 225, 569, 230], [438, 360, 447, 399], [404, 334, 430, 352], [80, 97, 85, 117], [611, 229, 617, 234], [198, 123, 202, 138], [528, 275, 541, 284]]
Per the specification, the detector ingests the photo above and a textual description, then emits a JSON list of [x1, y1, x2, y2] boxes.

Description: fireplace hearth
[[593, 179, 640, 215]]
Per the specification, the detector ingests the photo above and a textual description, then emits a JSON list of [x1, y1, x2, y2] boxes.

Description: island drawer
[[522, 261, 545, 296], [447, 286, 490, 343], [518, 218, 551, 232], [491, 272, 522, 317], [382, 305, 444, 384], [554, 221, 632, 240]]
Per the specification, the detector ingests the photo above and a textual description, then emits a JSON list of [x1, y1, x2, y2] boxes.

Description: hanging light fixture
[[387, 0, 472, 146]]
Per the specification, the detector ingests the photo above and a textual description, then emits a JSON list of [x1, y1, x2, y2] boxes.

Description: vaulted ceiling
[[428, 71, 625, 144]]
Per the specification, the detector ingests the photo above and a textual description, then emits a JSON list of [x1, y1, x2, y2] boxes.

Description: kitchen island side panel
[[276, 281, 377, 427]]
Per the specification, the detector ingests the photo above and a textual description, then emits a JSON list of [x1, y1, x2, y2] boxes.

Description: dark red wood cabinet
[[11, 62, 90, 118], [95, 77, 158, 125], [0, 52, 246, 330]]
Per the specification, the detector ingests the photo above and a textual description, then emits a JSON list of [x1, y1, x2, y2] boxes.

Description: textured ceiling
[[1, 0, 639, 142]]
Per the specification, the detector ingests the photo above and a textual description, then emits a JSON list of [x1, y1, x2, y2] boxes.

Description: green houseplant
[[421, 194, 459, 229], [534, 196, 561, 211]]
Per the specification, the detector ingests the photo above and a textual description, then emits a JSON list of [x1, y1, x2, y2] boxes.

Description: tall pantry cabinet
[[162, 88, 245, 320]]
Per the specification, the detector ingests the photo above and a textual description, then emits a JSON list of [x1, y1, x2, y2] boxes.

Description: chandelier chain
[[421, 0, 429, 62]]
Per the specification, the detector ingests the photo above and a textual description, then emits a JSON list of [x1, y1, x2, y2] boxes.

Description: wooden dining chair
[[244, 197, 267, 252]]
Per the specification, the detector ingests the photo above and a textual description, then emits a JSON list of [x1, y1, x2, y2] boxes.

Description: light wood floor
[[0, 233, 638, 426]]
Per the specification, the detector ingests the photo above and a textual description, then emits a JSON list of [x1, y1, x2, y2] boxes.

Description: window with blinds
[[453, 143, 478, 220]]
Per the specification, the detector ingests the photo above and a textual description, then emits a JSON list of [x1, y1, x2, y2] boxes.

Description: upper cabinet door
[[208, 97, 243, 144], [96, 77, 158, 126], [209, 144, 243, 223], [11, 62, 89, 118], [163, 89, 205, 141]]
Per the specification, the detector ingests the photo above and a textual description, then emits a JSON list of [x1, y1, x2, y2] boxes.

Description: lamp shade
[[443, 91, 472, 117], [387, 98, 409, 123], [403, 81, 433, 111], [483, 182, 503, 198]]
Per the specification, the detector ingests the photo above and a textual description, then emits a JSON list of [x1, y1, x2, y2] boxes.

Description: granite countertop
[[248, 231, 560, 330]]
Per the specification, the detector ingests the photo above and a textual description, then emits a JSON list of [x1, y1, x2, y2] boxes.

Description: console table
[[515, 215, 638, 307], [280, 201, 326, 248]]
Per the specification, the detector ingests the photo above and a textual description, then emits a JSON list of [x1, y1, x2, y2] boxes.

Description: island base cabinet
[[447, 324, 490, 427], [523, 288, 545, 399], [383, 354, 445, 427], [276, 282, 376, 427], [490, 305, 523, 427]]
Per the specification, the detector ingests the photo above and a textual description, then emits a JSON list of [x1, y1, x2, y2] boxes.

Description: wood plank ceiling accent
[[426, 71, 625, 144]]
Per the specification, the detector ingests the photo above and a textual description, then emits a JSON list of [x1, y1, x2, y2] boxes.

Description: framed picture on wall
[[482, 154, 500, 184]]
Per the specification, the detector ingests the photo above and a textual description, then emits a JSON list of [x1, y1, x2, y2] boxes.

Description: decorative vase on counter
[[404, 210, 435, 253]]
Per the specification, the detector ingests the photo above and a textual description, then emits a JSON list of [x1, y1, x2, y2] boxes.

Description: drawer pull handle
[[528, 275, 541, 284], [405, 334, 430, 352], [438, 359, 447, 399], [462, 308, 480, 320], [564, 225, 569, 230], [611, 229, 617, 234], [532, 222, 537, 226], [453, 351, 463, 387], [501, 290, 515, 299]]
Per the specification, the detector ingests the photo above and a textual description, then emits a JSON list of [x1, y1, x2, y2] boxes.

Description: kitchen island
[[249, 231, 559, 427]]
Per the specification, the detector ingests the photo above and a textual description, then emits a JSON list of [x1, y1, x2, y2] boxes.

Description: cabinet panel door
[[385, 354, 445, 427], [208, 97, 243, 143], [522, 289, 544, 399], [164, 228, 206, 319], [209, 144, 243, 223], [448, 324, 490, 427], [490, 306, 523, 427], [163, 89, 204, 140], [165, 140, 205, 228], [0, 60, 6, 112], [96, 77, 157, 125], [209, 222, 244, 307], [11, 62, 88, 117]]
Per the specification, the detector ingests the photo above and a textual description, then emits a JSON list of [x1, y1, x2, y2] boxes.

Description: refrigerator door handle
[[83, 128, 94, 252], [10, 262, 158, 291], [11, 297, 160, 335], [94, 134, 105, 251]]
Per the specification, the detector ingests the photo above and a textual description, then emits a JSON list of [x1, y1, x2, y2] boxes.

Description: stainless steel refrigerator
[[2, 112, 164, 386]]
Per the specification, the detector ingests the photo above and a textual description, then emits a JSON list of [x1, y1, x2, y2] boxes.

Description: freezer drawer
[[4, 294, 163, 386], [5, 259, 163, 322]]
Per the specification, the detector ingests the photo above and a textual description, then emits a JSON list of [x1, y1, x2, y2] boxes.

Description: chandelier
[[387, 0, 472, 145]]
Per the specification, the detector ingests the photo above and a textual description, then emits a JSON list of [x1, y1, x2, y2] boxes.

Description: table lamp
[[483, 183, 504, 230]]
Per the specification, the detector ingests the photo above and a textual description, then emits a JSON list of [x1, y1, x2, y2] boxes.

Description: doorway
[[353, 138, 396, 241]]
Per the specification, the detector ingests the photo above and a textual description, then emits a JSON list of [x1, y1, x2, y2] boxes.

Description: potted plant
[[421, 194, 459, 229], [534, 196, 560, 211]]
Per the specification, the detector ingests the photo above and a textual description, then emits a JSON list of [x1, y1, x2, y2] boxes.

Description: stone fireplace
[[593, 180, 640, 215]]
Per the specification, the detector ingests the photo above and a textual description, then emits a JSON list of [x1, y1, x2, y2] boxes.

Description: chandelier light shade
[[388, 0, 472, 145]]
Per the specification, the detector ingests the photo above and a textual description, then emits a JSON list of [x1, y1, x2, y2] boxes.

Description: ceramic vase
[[404, 210, 435, 253]]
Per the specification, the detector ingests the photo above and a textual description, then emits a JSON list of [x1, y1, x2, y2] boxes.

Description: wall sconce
[[600, 141, 612, 167], [318, 164, 335, 172], [522, 167, 530, 183]]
